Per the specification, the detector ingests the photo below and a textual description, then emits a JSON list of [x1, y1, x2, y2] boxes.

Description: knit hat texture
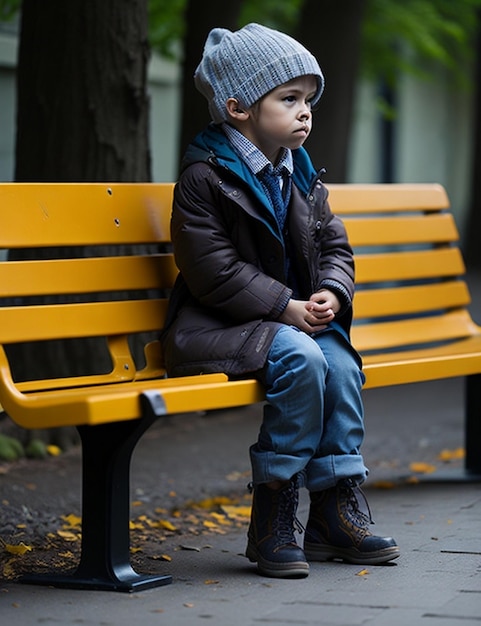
[[194, 23, 324, 123]]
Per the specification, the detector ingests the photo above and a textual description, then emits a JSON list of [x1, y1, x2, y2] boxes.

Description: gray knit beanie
[[194, 23, 324, 124]]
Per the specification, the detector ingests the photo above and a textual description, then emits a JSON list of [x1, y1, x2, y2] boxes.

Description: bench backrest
[[0, 182, 473, 394], [0, 183, 175, 392], [329, 184, 474, 353]]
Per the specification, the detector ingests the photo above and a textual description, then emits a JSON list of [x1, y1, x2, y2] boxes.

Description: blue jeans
[[250, 325, 368, 491]]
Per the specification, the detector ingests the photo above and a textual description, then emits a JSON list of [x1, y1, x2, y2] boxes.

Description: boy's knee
[[273, 327, 328, 374]]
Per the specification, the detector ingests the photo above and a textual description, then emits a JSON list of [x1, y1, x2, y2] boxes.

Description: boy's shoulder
[[180, 125, 233, 173]]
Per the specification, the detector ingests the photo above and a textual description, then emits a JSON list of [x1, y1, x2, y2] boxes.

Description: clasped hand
[[279, 289, 341, 334]]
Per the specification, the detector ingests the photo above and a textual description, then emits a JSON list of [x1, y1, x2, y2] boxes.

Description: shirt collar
[[222, 123, 293, 178]]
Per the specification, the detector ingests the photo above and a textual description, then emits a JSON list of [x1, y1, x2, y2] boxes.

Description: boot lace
[[339, 479, 374, 533], [248, 479, 304, 545], [273, 480, 304, 545]]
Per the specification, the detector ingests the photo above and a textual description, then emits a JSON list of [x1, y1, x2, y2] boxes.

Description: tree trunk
[[465, 12, 481, 269], [8, 0, 151, 389], [15, 0, 151, 182], [178, 0, 243, 167], [295, 0, 365, 182]]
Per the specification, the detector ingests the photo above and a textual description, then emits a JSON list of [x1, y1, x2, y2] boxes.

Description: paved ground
[[0, 273, 480, 625]]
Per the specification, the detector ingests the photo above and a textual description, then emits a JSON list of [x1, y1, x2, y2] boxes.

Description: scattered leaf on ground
[[371, 481, 396, 490], [56, 530, 78, 542], [409, 462, 437, 474], [356, 568, 369, 576], [4, 542, 32, 556], [47, 445, 61, 457], [62, 513, 81, 528], [438, 448, 465, 462], [221, 504, 252, 520]]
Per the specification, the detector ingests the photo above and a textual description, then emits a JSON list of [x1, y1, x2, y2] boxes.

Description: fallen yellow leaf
[[192, 496, 236, 509], [409, 462, 437, 474], [57, 530, 79, 542], [3, 559, 17, 578], [158, 519, 178, 532], [356, 568, 369, 576], [371, 480, 396, 490], [129, 521, 144, 530], [221, 504, 252, 520], [210, 512, 232, 525], [155, 507, 168, 514], [438, 448, 465, 462], [203, 520, 219, 529], [47, 445, 61, 457], [62, 513, 81, 528], [5, 542, 32, 555]]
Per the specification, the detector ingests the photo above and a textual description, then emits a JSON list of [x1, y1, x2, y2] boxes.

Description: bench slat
[[353, 280, 471, 319], [0, 254, 178, 297], [328, 183, 449, 213], [362, 335, 481, 388], [343, 213, 459, 247], [354, 248, 465, 283], [0, 183, 173, 247], [351, 309, 479, 352], [0, 299, 168, 343]]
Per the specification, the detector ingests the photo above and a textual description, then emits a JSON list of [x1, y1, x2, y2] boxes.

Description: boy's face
[[241, 75, 318, 164]]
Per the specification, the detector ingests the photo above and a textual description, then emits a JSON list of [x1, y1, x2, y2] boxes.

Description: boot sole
[[304, 541, 400, 565], [246, 542, 310, 578]]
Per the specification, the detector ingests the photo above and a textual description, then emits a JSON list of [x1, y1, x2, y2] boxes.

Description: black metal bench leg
[[465, 373, 481, 476], [20, 414, 172, 592]]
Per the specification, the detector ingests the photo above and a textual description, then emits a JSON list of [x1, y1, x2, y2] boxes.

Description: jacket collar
[[182, 123, 318, 197]]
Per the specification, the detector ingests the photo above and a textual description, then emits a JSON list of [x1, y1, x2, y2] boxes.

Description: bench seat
[[2, 372, 264, 429]]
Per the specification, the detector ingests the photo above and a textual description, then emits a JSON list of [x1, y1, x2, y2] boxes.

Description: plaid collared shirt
[[222, 123, 293, 180]]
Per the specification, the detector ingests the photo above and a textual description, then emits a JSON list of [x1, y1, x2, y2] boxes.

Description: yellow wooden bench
[[0, 182, 479, 592]]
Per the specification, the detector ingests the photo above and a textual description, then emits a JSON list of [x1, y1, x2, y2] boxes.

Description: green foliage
[[148, 0, 187, 58], [146, 0, 303, 58], [362, 0, 481, 88], [0, 434, 24, 461], [0, 0, 20, 20], [146, 0, 480, 89], [239, 0, 303, 31], [25, 438, 48, 459]]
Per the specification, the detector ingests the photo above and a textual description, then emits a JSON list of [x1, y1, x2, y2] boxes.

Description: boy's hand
[[279, 290, 340, 333], [307, 289, 340, 323]]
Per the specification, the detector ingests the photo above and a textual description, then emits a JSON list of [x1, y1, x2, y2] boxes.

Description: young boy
[[162, 23, 400, 578]]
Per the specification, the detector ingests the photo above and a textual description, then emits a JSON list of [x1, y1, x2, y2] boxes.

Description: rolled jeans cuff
[[250, 445, 368, 490]]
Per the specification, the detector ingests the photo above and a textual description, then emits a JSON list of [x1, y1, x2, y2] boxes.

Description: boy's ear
[[226, 98, 249, 121]]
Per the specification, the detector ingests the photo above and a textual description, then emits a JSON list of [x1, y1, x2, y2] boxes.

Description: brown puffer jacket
[[162, 127, 355, 378]]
